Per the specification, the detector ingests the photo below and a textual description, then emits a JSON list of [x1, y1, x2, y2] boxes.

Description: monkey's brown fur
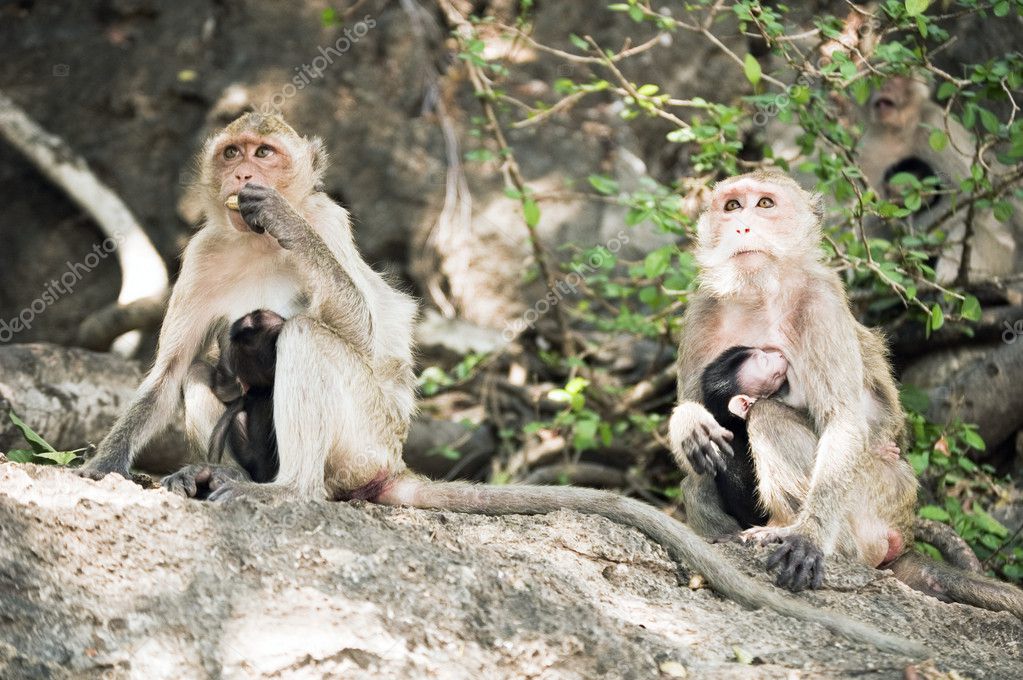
[[671, 170, 1023, 618], [79, 115, 926, 656]]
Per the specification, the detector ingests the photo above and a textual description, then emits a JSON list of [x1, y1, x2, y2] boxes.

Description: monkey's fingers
[[682, 438, 710, 475], [767, 535, 824, 592], [709, 430, 735, 460], [237, 183, 273, 234]]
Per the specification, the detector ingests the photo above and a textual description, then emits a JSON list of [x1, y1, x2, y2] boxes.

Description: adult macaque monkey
[[76, 114, 926, 656], [670, 170, 907, 590], [671, 171, 1023, 619], [857, 76, 1017, 283]]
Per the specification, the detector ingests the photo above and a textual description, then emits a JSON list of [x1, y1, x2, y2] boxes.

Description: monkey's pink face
[[701, 179, 801, 267], [214, 133, 295, 232], [737, 348, 788, 398]]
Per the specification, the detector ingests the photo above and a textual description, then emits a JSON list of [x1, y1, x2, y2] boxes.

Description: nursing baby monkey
[[76, 113, 925, 654], [671, 170, 1023, 618]]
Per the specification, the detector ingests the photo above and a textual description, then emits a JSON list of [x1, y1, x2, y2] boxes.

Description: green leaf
[[851, 79, 871, 106], [936, 82, 957, 101], [587, 175, 618, 195], [905, 0, 930, 16], [569, 34, 588, 51], [960, 295, 981, 321], [8, 412, 56, 454], [522, 198, 540, 228], [34, 450, 80, 466], [993, 201, 1014, 223], [743, 53, 762, 87], [928, 129, 948, 152], [919, 505, 950, 522], [961, 428, 986, 451], [6, 449, 36, 463], [899, 384, 930, 413], [979, 108, 1000, 134], [971, 509, 1008, 537], [929, 303, 944, 332], [644, 247, 672, 278], [636, 83, 659, 96]]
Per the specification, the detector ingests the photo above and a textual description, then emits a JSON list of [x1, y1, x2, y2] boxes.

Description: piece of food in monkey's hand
[[225, 194, 240, 211]]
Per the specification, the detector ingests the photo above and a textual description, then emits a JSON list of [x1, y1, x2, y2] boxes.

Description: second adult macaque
[[76, 113, 924, 655], [858, 76, 1018, 283], [671, 170, 1023, 619]]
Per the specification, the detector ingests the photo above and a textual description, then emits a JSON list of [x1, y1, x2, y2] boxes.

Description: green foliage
[[418, 353, 487, 397], [3, 413, 84, 467], [902, 393, 1021, 583]]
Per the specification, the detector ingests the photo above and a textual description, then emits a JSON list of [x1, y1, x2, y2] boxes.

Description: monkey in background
[[671, 171, 1023, 617], [206, 309, 284, 485], [75, 113, 924, 656], [857, 76, 1018, 283]]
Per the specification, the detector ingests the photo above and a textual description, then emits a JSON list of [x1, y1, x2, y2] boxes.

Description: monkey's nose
[[236, 173, 253, 181]]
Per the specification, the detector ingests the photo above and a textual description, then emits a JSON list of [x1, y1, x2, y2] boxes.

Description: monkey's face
[[869, 77, 925, 130], [213, 132, 297, 232], [736, 348, 788, 398], [200, 114, 326, 234], [695, 174, 822, 296]]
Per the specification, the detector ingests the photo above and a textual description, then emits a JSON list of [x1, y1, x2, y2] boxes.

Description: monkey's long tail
[[889, 551, 1023, 619], [377, 477, 930, 658]]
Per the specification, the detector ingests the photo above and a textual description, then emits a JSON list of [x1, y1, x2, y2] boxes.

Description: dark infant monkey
[[209, 309, 285, 483]]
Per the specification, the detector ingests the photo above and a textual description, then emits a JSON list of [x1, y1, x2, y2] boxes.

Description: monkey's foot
[[739, 524, 790, 546], [162, 464, 246, 499], [207, 479, 290, 503], [766, 534, 825, 592], [710, 531, 744, 544], [75, 462, 130, 481]]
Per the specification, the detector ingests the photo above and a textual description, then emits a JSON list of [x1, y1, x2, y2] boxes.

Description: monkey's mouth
[[732, 249, 766, 258], [873, 96, 896, 112], [225, 194, 240, 211]]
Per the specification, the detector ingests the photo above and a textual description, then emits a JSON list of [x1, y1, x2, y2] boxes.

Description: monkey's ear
[[807, 191, 825, 222], [308, 137, 330, 190], [728, 395, 755, 420]]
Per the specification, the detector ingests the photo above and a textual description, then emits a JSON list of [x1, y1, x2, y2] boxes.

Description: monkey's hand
[[739, 524, 792, 546], [237, 183, 306, 245], [162, 464, 247, 499], [766, 533, 825, 592], [669, 402, 734, 476]]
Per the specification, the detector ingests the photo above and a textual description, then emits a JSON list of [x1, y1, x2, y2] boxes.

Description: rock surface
[[1, 461, 1021, 679]]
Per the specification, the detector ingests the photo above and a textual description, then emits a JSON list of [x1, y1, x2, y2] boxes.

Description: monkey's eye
[[756, 197, 775, 208], [223, 145, 240, 160], [254, 145, 274, 158], [724, 199, 742, 211]]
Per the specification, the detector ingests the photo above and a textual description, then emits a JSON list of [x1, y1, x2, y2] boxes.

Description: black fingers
[[161, 464, 208, 498], [237, 183, 271, 234], [685, 423, 733, 476], [160, 464, 245, 499], [766, 534, 825, 591]]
